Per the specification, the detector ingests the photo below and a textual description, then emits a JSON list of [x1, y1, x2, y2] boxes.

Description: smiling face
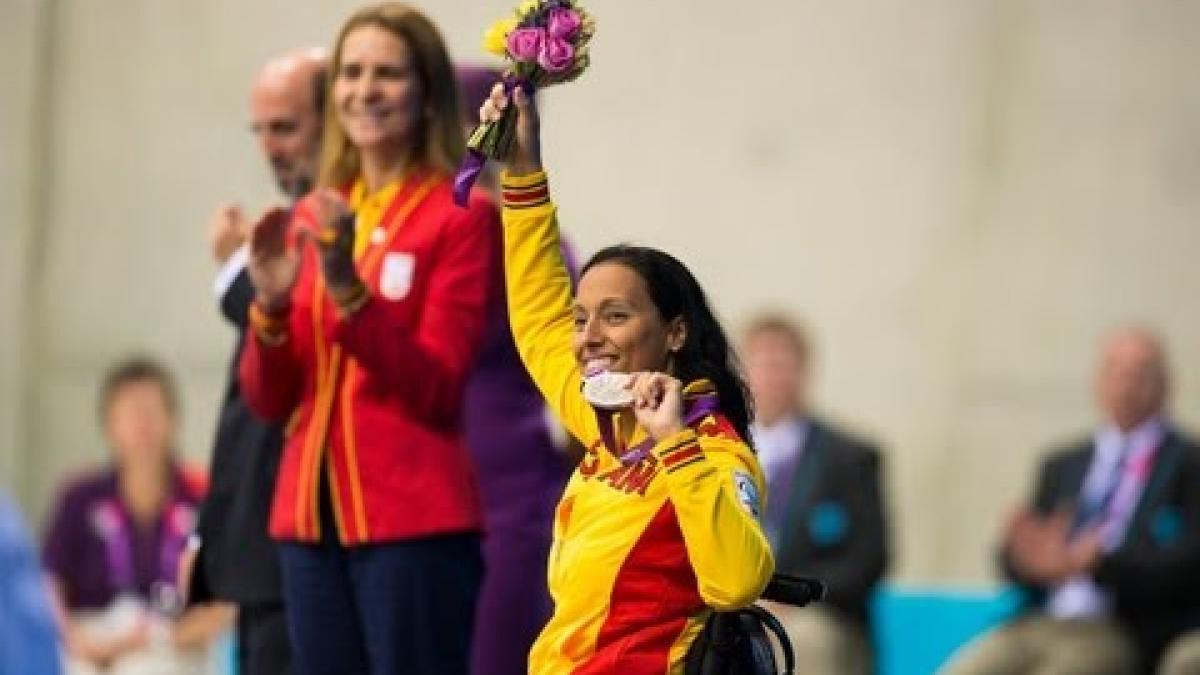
[[572, 262, 686, 376], [332, 25, 425, 155]]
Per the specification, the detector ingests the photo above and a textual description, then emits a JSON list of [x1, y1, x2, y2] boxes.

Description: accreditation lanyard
[[92, 498, 190, 596]]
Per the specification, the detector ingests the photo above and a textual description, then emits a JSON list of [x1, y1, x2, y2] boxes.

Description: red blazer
[[240, 174, 498, 544]]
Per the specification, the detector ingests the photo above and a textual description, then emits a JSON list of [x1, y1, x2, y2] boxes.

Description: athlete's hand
[[479, 82, 542, 175], [626, 372, 685, 442]]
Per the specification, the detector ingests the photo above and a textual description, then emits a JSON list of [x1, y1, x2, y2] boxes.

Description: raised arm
[[500, 174, 599, 444], [484, 83, 599, 444]]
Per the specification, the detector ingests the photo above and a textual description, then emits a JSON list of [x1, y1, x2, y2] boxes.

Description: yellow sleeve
[[500, 170, 599, 446], [652, 427, 776, 610]]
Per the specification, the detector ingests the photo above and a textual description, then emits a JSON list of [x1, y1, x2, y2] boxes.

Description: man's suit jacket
[[1003, 427, 1200, 671], [772, 419, 890, 627], [193, 268, 284, 606]]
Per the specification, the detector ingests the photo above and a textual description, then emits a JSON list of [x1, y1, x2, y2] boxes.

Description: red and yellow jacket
[[240, 173, 498, 544], [501, 171, 775, 674]]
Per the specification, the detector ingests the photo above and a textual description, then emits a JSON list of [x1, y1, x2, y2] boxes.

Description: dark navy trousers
[[278, 485, 482, 675]]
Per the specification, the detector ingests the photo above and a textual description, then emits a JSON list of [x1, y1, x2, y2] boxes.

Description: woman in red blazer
[[238, 4, 497, 673]]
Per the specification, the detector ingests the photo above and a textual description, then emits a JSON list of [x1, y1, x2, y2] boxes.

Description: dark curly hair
[[582, 245, 753, 443]]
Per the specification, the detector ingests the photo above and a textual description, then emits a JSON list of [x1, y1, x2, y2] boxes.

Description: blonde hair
[[318, 3, 464, 187]]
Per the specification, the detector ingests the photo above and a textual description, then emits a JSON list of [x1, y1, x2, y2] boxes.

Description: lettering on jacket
[[578, 440, 660, 497]]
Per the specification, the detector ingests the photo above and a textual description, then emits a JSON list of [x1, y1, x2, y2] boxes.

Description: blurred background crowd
[[2, 1, 1199, 674]]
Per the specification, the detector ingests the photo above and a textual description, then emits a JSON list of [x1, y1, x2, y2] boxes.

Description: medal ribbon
[[593, 389, 719, 465]]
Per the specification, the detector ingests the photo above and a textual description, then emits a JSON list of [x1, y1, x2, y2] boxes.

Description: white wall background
[[2, 0, 1199, 583]]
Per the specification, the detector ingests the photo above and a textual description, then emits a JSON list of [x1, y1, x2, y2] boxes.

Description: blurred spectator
[[185, 47, 326, 675], [0, 489, 62, 675], [455, 64, 575, 675], [944, 326, 1200, 674], [43, 357, 232, 674], [741, 313, 888, 675], [1159, 629, 1200, 675], [238, 5, 497, 673]]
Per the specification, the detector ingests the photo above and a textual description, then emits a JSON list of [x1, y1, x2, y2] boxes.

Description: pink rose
[[546, 8, 582, 40], [538, 37, 575, 73], [506, 27, 546, 63]]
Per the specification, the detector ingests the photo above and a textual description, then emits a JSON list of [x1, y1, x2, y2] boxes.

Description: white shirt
[[1048, 416, 1165, 619], [212, 245, 249, 300], [751, 416, 809, 488]]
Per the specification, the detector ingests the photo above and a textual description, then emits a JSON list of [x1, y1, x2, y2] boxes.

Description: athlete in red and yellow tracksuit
[[501, 170, 776, 674]]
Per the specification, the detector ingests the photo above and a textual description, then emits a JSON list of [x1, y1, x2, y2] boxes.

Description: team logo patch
[[733, 471, 761, 518], [379, 252, 415, 300]]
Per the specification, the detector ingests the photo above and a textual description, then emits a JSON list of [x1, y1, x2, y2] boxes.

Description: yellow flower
[[517, 0, 539, 17], [482, 16, 518, 57]]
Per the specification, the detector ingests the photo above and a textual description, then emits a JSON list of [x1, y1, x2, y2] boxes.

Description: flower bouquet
[[453, 0, 594, 206]]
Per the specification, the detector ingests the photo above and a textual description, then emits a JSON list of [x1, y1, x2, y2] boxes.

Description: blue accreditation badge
[[809, 501, 850, 547], [1152, 506, 1183, 547]]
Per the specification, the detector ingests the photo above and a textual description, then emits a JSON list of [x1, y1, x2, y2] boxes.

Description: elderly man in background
[[944, 325, 1200, 674], [741, 314, 889, 675], [185, 47, 326, 675]]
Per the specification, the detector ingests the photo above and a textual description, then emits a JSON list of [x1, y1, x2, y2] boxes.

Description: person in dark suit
[[741, 314, 889, 675], [182, 48, 327, 675], [944, 325, 1200, 675]]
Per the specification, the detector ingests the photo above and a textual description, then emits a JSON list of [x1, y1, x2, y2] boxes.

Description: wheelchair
[[684, 574, 825, 675]]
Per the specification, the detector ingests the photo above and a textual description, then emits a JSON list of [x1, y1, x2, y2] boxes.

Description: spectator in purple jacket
[[42, 357, 232, 674]]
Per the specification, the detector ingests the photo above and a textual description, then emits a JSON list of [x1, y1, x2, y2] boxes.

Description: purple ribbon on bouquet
[[453, 76, 534, 207], [452, 154, 487, 208]]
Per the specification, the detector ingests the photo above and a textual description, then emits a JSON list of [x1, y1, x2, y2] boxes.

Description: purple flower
[[538, 37, 575, 73], [506, 27, 546, 63], [546, 8, 582, 40]]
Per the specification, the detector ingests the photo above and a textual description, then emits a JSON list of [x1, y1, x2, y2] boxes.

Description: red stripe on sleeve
[[662, 444, 703, 469], [502, 182, 550, 208]]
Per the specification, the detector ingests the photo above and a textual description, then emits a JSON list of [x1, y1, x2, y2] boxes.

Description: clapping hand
[[1005, 508, 1103, 584], [246, 207, 299, 313], [208, 203, 247, 265], [301, 189, 361, 294]]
